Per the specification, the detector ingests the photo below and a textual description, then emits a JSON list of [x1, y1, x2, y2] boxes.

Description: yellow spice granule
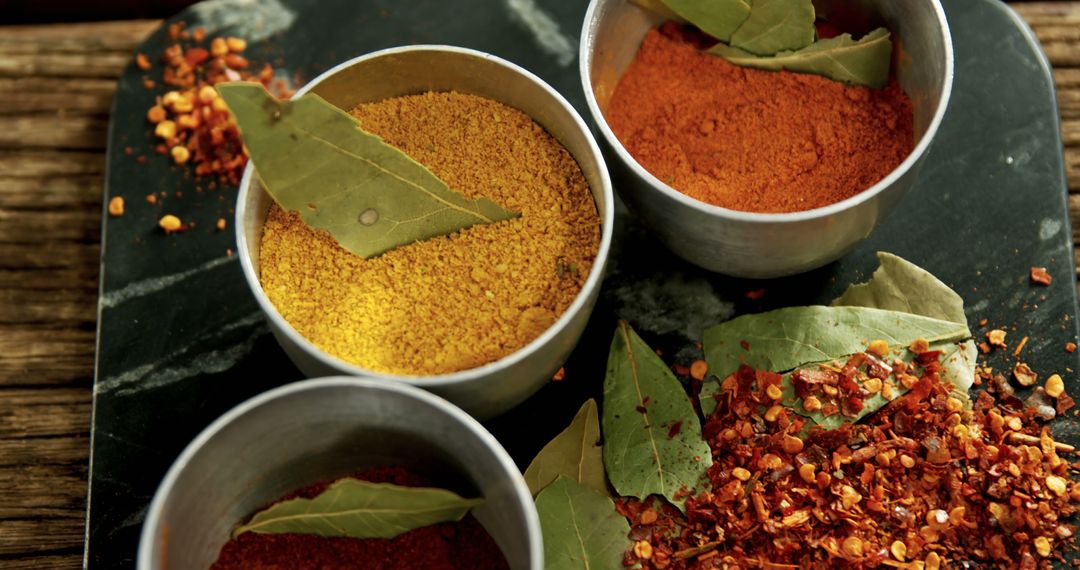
[[258, 91, 601, 375]]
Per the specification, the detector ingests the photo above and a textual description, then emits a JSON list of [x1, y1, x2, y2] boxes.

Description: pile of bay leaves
[[524, 253, 976, 568], [634, 0, 894, 87]]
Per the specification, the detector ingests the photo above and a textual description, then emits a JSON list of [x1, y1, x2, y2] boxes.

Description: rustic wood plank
[[0, 327, 96, 387], [0, 289, 97, 326], [0, 209, 101, 243], [0, 176, 104, 209], [0, 435, 89, 467], [0, 20, 158, 52], [0, 52, 134, 79], [0, 554, 86, 569], [0, 151, 104, 177], [0, 389, 91, 439], [0, 115, 108, 151], [0, 242, 100, 270], [0, 464, 89, 519], [0, 517, 87, 557]]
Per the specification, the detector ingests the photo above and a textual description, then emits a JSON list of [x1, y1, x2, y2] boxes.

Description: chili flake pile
[[618, 346, 1079, 569], [138, 21, 291, 185]]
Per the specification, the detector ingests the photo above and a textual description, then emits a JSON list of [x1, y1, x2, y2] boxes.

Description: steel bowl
[[581, 0, 953, 278], [235, 46, 614, 420], [138, 377, 543, 569]]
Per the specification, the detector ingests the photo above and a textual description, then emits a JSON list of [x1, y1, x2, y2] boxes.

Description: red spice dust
[[210, 466, 508, 570]]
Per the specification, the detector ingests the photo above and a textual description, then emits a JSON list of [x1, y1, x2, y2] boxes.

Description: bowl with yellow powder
[[236, 46, 613, 419], [581, 0, 953, 278]]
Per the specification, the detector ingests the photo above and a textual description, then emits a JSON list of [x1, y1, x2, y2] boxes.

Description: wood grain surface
[[0, 5, 1077, 568]]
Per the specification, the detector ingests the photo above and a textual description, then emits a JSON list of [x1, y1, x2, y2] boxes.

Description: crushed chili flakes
[[1031, 267, 1053, 286], [139, 21, 293, 186], [619, 349, 1079, 569]]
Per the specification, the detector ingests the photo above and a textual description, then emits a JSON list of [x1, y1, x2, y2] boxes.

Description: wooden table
[[0, 5, 1077, 568]]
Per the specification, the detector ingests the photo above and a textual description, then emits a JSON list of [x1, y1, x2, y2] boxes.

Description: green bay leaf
[[700, 305, 969, 416], [537, 476, 630, 570], [729, 0, 816, 56], [233, 478, 483, 539], [661, 0, 751, 42], [218, 82, 517, 259], [630, 0, 686, 22], [603, 321, 712, 512], [833, 252, 968, 325], [524, 399, 607, 498], [709, 27, 893, 87]]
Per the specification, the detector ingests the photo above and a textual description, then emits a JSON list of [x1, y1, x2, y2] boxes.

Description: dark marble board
[[89, 0, 1080, 566]]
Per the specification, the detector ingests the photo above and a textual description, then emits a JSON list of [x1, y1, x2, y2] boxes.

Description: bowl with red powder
[[580, 0, 953, 277], [138, 377, 542, 569]]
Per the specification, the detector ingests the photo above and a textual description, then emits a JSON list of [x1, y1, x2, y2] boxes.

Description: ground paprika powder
[[607, 23, 915, 214], [210, 466, 508, 570]]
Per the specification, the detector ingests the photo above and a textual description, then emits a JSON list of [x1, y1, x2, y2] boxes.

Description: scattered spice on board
[[210, 466, 507, 570], [1032, 266, 1053, 286], [606, 22, 913, 213], [258, 92, 600, 375], [139, 21, 292, 185], [617, 352, 1079, 568]]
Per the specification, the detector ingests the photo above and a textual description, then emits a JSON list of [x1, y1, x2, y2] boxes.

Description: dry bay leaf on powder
[[729, 0, 816, 56], [523, 399, 608, 498], [710, 27, 893, 87], [536, 476, 631, 570], [659, 0, 751, 42], [217, 82, 517, 259], [232, 478, 483, 539], [603, 321, 712, 512]]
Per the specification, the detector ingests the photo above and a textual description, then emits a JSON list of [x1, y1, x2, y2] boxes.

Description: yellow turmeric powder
[[258, 91, 601, 375]]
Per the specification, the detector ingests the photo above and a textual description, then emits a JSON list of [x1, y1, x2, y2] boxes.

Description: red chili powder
[[606, 23, 915, 214], [210, 466, 508, 570]]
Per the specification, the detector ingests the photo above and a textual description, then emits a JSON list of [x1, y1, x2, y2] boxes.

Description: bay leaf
[[700, 306, 969, 416], [833, 252, 977, 393], [630, 0, 686, 23], [777, 339, 965, 429], [660, 0, 751, 43], [603, 321, 712, 512], [709, 27, 892, 87], [523, 399, 607, 498], [536, 476, 630, 570], [729, 0, 816, 56], [704, 305, 969, 380], [217, 82, 517, 259], [833, 252, 968, 325], [232, 478, 483, 538]]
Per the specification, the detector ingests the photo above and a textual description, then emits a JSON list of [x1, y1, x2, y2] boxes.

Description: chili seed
[[1046, 475, 1067, 497], [765, 384, 783, 400], [925, 551, 942, 570], [159, 214, 182, 233], [732, 467, 750, 481], [841, 536, 863, 558], [782, 434, 804, 454], [640, 509, 658, 525], [802, 396, 822, 412], [1034, 536, 1051, 557], [987, 329, 1007, 347], [107, 196, 124, 217], [1013, 362, 1038, 387], [890, 540, 907, 561], [1045, 374, 1065, 398], [763, 405, 783, 422], [798, 463, 816, 483], [867, 339, 889, 357]]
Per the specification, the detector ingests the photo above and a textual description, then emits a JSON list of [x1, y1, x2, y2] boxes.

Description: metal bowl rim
[[136, 376, 544, 569], [235, 44, 615, 386], [578, 0, 955, 223]]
